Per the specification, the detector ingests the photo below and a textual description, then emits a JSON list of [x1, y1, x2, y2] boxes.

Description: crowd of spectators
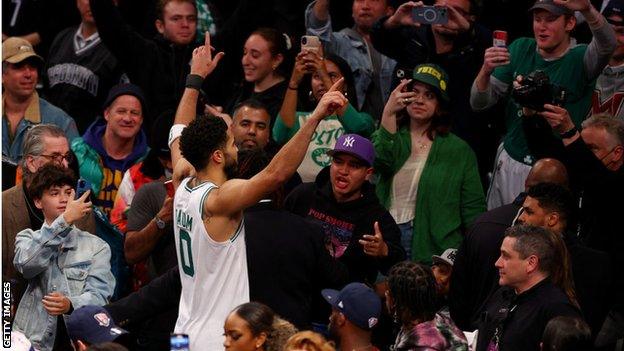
[[2, 0, 623, 350]]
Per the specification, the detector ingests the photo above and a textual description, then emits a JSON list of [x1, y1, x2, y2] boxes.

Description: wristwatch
[[155, 216, 166, 230]]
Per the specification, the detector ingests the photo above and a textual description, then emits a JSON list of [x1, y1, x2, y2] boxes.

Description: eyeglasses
[[38, 152, 74, 164]]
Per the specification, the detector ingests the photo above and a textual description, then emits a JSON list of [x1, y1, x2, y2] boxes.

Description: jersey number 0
[[178, 229, 195, 276]]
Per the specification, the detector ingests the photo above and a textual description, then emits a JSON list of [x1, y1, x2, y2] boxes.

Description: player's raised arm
[[207, 79, 348, 216], [169, 32, 224, 188]]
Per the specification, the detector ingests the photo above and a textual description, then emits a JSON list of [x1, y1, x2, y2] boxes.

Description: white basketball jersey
[[173, 178, 250, 351]]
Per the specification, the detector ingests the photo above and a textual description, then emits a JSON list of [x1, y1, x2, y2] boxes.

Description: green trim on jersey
[[230, 218, 244, 243], [199, 184, 217, 219]]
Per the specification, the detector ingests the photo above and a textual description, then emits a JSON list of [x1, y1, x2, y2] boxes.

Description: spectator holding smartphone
[[470, 0, 617, 210], [274, 48, 374, 182], [13, 164, 114, 351], [305, 0, 397, 119], [372, 64, 485, 262], [371, 0, 496, 186]]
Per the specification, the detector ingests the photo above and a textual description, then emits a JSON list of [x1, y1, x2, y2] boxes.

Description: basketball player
[[167, 33, 348, 350]]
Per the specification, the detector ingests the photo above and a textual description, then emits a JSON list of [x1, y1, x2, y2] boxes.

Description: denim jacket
[[305, 1, 396, 112], [13, 215, 115, 351], [2, 93, 79, 164]]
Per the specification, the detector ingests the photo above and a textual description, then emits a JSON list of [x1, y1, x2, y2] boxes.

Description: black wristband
[[185, 74, 204, 91], [560, 127, 578, 139]]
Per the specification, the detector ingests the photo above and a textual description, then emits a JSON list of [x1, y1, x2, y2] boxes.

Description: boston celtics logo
[[312, 147, 332, 167]]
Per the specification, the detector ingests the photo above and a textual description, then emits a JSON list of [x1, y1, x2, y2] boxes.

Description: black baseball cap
[[529, 0, 573, 16]]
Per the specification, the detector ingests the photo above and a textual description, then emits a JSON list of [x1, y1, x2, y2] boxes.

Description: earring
[[308, 90, 315, 102]]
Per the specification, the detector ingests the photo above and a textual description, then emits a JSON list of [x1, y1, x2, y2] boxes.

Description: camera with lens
[[511, 70, 567, 112], [412, 6, 449, 25]]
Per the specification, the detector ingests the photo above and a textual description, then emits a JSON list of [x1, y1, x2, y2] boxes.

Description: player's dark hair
[[179, 115, 228, 171]]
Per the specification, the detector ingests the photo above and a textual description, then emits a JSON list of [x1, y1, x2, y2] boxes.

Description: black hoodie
[[284, 167, 405, 285]]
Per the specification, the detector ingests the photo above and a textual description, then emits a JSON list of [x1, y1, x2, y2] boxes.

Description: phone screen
[[170, 333, 189, 351]]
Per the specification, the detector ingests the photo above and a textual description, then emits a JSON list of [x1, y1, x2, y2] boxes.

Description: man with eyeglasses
[[2, 37, 79, 167], [3, 124, 96, 321]]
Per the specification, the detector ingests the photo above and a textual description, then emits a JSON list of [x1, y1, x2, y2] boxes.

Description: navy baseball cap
[[66, 305, 129, 344], [327, 134, 375, 166], [321, 283, 381, 330]]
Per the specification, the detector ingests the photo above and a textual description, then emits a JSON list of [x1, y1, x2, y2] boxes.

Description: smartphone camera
[[76, 178, 91, 199], [301, 36, 308, 46], [412, 6, 449, 25]]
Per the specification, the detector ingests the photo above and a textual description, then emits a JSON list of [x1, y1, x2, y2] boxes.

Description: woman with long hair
[[274, 48, 374, 182], [223, 302, 298, 351], [386, 261, 468, 350], [221, 28, 293, 122], [372, 64, 485, 262]]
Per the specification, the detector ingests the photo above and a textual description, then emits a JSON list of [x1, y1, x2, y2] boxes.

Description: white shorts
[[486, 143, 531, 210]]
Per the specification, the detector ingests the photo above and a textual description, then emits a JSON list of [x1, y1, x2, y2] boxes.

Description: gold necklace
[[352, 344, 373, 351]]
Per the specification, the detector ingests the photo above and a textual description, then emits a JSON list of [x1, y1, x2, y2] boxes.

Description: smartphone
[[301, 35, 321, 53], [412, 6, 449, 25], [164, 180, 175, 198], [493, 30, 508, 48], [76, 178, 91, 199], [170, 333, 190, 351]]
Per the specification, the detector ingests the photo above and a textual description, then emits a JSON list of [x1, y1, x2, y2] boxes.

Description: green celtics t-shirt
[[279, 112, 345, 182], [273, 104, 375, 181], [493, 38, 594, 165]]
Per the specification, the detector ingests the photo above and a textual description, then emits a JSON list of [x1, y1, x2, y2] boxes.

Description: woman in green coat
[[372, 64, 485, 263]]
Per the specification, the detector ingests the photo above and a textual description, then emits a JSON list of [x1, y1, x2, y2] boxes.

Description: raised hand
[[386, 1, 423, 28], [359, 222, 389, 257], [63, 189, 91, 225], [435, 1, 470, 34], [553, 0, 591, 12], [310, 78, 348, 120], [481, 46, 510, 76], [383, 79, 418, 116], [191, 31, 225, 79]]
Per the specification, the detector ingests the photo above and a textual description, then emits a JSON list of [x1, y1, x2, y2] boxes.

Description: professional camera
[[511, 70, 567, 112]]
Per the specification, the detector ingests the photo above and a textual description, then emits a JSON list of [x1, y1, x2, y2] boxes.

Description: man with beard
[[167, 34, 348, 350], [230, 99, 272, 151], [305, 0, 397, 119], [371, 0, 495, 185]]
